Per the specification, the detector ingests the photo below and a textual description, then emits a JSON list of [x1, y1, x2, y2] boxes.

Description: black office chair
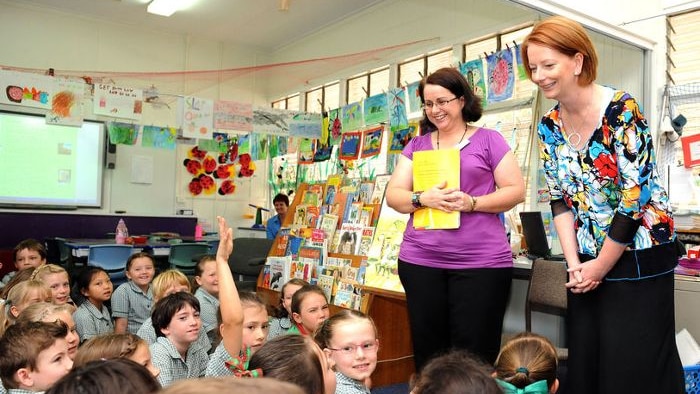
[[45, 237, 72, 267], [526, 258, 569, 363], [229, 238, 274, 292]]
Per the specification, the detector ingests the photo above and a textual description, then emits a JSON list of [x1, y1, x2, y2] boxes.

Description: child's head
[[291, 284, 330, 334], [32, 264, 71, 305], [194, 255, 218, 296], [17, 302, 79, 360], [279, 278, 308, 317], [410, 350, 502, 394], [73, 333, 159, 378], [159, 376, 305, 394], [239, 291, 270, 354], [0, 267, 37, 300], [0, 320, 72, 392], [151, 291, 201, 348], [14, 239, 47, 270], [3, 279, 52, 325], [315, 309, 379, 383], [46, 358, 161, 394], [76, 267, 113, 306], [248, 335, 336, 394], [494, 333, 559, 394], [125, 252, 156, 290], [152, 269, 191, 302]]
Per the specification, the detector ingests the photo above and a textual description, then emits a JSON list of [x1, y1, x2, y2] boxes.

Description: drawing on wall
[[178, 96, 214, 139], [141, 125, 177, 150], [405, 81, 422, 119], [341, 102, 363, 132], [107, 122, 139, 145], [198, 131, 231, 153], [0, 69, 54, 110], [460, 59, 487, 108], [298, 138, 315, 164], [94, 84, 143, 120], [363, 92, 389, 126], [253, 107, 291, 135], [328, 108, 343, 146], [486, 49, 515, 103], [213, 99, 253, 131], [514, 44, 528, 81], [388, 87, 408, 132], [46, 78, 85, 126], [289, 112, 322, 138], [361, 126, 383, 158], [389, 121, 418, 153], [339, 131, 361, 160]]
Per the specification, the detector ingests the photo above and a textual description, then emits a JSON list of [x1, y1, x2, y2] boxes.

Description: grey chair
[[229, 238, 274, 292], [526, 258, 569, 362], [168, 243, 211, 276]]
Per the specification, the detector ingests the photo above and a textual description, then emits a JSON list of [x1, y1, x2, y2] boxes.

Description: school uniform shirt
[[205, 342, 233, 377], [136, 316, 212, 353], [73, 301, 114, 343], [267, 316, 292, 339], [150, 336, 209, 387], [194, 287, 219, 334], [0, 271, 16, 289], [335, 372, 371, 394], [111, 281, 153, 334], [0, 380, 6, 394], [7, 389, 39, 394]]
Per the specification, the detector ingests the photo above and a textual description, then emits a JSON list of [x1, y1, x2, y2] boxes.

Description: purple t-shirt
[[398, 127, 513, 269]]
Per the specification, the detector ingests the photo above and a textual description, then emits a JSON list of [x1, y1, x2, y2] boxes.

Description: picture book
[[359, 206, 374, 227], [413, 148, 461, 230], [370, 174, 391, 205], [305, 205, 321, 228], [316, 266, 340, 301], [318, 213, 339, 241], [347, 201, 363, 224], [260, 265, 271, 289], [292, 204, 308, 230], [275, 228, 291, 254], [329, 192, 348, 227], [364, 198, 409, 293], [333, 279, 362, 310], [357, 226, 375, 256], [342, 191, 358, 223], [267, 255, 292, 291], [359, 181, 375, 204], [335, 223, 364, 255], [285, 235, 305, 257]]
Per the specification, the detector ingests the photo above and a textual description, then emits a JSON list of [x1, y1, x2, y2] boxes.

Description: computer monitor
[[519, 211, 560, 260]]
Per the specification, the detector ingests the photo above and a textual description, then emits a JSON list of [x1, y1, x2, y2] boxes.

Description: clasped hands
[[566, 258, 607, 293], [419, 181, 472, 213]]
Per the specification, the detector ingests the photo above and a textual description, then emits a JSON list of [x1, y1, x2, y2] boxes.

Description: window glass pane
[[324, 82, 340, 111], [287, 94, 300, 111], [272, 100, 284, 109], [347, 75, 368, 104], [427, 49, 453, 75], [502, 26, 532, 48], [464, 37, 497, 61], [369, 67, 390, 96], [305, 88, 323, 114], [398, 58, 424, 86]]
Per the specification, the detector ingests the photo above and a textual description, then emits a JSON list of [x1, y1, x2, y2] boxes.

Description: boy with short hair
[[0, 320, 73, 393], [0, 239, 47, 289], [150, 291, 209, 387]]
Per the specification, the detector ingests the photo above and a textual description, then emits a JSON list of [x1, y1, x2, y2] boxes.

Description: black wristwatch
[[411, 191, 423, 209]]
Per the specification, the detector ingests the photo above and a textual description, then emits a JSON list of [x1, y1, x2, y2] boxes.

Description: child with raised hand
[[268, 278, 308, 339], [73, 267, 114, 343], [73, 333, 160, 378], [0, 239, 46, 289], [31, 264, 73, 305], [493, 332, 559, 394], [0, 280, 52, 336], [315, 309, 379, 394], [289, 284, 330, 336], [194, 255, 220, 343], [0, 320, 73, 393], [18, 302, 80, 361], [112, 252, 156, 334], [410, 350, 502, 394]]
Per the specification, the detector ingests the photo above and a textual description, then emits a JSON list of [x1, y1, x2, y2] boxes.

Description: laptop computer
[[519, 211, 565, 261]]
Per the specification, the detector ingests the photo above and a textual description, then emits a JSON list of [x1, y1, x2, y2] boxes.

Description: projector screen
[[0, 111, 105, 209]]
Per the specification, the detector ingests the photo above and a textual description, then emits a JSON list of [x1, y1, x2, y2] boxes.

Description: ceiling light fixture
[[147, 0, 187, 17]]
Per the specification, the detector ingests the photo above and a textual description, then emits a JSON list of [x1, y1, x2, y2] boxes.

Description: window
[[271, 93, 300, 110], [346, 66, 390, 104], [305, 81, 339, 113], [398, 48, 453, 86]]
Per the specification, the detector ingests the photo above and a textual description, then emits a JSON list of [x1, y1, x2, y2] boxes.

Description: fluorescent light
[[147, 0, 187, 17]]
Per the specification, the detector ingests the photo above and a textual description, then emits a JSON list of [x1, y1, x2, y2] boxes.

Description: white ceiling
[[5, 0, 384, 51]]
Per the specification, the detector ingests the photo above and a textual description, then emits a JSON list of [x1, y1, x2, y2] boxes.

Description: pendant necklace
[[437, 123, 469, 150], [561, 109, 583, 149]]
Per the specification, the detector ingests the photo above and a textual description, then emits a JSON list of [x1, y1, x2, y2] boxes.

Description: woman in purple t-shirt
[[386, 67, 524, 370]]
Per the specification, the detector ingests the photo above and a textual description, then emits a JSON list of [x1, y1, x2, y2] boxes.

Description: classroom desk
[[65, 239, 172, 257]]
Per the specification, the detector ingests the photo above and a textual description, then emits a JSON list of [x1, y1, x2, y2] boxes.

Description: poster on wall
[[46, 78, 85, 126], [460, 59, 487, 108], [341, 102, 363, 133], [486, 49, 515, 104], [0, 69, 55, 110], [253, 107, 292, 135], [142, 125, 177, 150], [107, 121, 139, 145], [405, 81, 422, 119], [289, 112, 322, 139], [213, 100, 253, 131], [339, 131, 361, 160], [363, 93, 388, 126], [93, 84, 143, 120], [361, 126, 383, 158], [328, 108, 343, 146], [389, 121, 418, 153], [178, 96, 214, 140], [388, 87, 408, 132]]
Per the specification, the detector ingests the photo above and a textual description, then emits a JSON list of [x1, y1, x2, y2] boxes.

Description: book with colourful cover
[[347, 201, 363, 224], [359, 206, 374, 227], [296, 245, 324, 280], [292, 204, 308, 230], [285, 235, 305, 257], [342, 192, 358, 223], [316, 266, 340, 301], [370, 174, 391, 205], [412, 148, 461, 230], [364, 198, 409, 293], [267, 255, 292, 291], [359, 181, 375, 205], [333, 279, 362, 310], [305, 205, 321, 228], [318, 213, 339, 241], [357, 227, 375, 256], [275, 228, 291, 254], [329, 192, 348, 228], [335, 223, 364, 255]]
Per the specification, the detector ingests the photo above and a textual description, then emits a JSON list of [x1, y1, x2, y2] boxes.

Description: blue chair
[[168, 243, 211, 276], [87, 244, 134, 287], [207, 239, 220, 254]]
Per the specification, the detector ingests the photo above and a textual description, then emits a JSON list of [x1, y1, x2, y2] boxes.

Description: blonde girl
[[32, 264, 73, 305], [289, 284, 330, 335], [73, 267, 114, 343], [0, 279, 52, 335], [268, 278, 308, 339], [494, 333, 559, 394], [73, 332, 160, 378], [17, 302, 80, 360], [315, 310, 379, 394], [111, 252, 156, 334]]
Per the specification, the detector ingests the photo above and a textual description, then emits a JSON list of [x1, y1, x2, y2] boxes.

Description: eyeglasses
[[422, 97, 459, 110], [327, 341, 378, 355]]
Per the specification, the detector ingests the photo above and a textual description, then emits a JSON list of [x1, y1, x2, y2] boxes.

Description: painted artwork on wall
[[289, 112, 322, 138], [107, 121, 139, 145], [178, 96, 214, 139], [298, 138, 315, 164], [328, 108, 343, 146], [339, 131, 361, 160], [0, 69, 55, 110], [361, 126, 383, 158], [213, 99, 253, 131], [363, 92, 388, 126], [405, 81, 422, 119], [341, 102, 363, 133], [141, 125, 177, 150], [46, 78, 85, 126], [388, 87, 408, 132], [389, 121, 418, 153], [460, 59, 487, 108], [94, 84, 143, 121], [486, 49, 515, 103]]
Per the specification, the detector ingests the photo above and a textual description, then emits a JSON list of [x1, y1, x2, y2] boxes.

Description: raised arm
[[216, 216, 243, 357]]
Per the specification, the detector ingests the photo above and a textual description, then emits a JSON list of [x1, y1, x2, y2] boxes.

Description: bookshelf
[[256, 182, 415, 386]]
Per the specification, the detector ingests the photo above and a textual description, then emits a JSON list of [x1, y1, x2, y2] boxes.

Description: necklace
[[561, 117, 582, 147], [437, 124, 469, 150]]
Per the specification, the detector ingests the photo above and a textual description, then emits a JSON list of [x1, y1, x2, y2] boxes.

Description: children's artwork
[[341, 102, 363, 133], [213, 99, 253, 131], [339, 131, 361, 160], [486, 49, 515, 103], [94, 84, 143, 120], [460, 59, 487, 108], [405, 81, 422, 119], [46, 78, 85, 126], [360, 126, 383, 158], [198, 131, 230, 153], [363, 92, 389, 126], [289, 112, 323, 139], [0, 69, 55, 109], [313, 142, 332, 162], [107, 121, 139, 145], [178, 96, 214, 139], [328, 108, 343, 146], [253, 107, 292, 135], [236, 133, 251, 155], [389, 120, 418, 153], [388, 87, 408, 132], [513, 44, 528, 81], [141, 125, 177, 150], [298, 138, 315, 164]]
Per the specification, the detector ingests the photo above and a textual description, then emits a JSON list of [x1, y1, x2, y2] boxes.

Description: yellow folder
[[412, 148, 461, 230]]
